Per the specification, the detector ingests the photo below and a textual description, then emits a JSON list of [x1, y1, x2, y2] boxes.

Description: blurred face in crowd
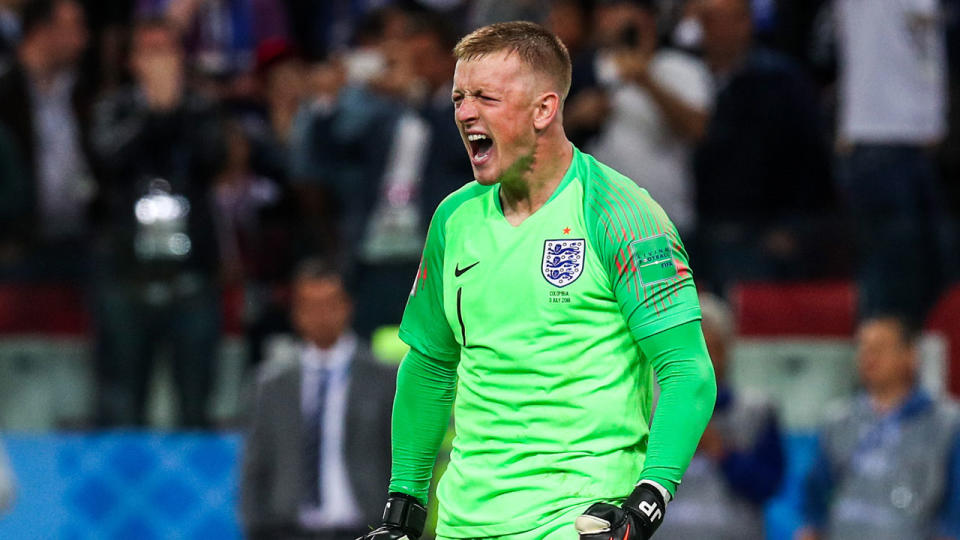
[[39, 0, 88, 70], [309, 57, 347, 102], [593, 1, 652, 49], [265, 57, 306, 105], [131, 24, 184, 84], [408, 31, 452, 90], [546, 0, 587, 55], [453, 51, 547, 185], [856, 318, 917, 397], [292, 276, 353, 349], [699, 0, 753, 64]]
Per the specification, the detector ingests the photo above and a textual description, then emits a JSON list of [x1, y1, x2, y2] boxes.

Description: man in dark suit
[[241, 257, 396, 540], [0, 0, 92, 279]]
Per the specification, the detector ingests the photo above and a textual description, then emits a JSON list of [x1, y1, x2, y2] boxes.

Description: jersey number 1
[[456, 287, 467, 346]]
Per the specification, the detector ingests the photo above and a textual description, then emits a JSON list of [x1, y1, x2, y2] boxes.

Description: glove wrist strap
[[383, 493, 427, 539], [624, 482, 666, 534]]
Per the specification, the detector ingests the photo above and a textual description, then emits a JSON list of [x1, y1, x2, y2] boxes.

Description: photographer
[[569, 0, 711, 238], [89, 16, 226, 428]]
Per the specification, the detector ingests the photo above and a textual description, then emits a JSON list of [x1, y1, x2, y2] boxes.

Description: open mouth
[[467, 133, 494, 163]]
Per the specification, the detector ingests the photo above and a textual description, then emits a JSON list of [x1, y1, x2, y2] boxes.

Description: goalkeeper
[[361, 21, 716, 540]]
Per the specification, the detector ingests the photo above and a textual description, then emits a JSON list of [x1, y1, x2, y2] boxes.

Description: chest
[[439, 194, 617, 347]]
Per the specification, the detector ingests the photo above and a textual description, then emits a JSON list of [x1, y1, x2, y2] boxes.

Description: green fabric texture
[[638, 320, 717, 494], [389, 347, 458, 503]]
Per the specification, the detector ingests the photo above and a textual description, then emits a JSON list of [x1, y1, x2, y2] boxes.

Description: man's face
[[49, 0, 88, 69], [452, 51, 539, 185], [292, 277, 352, 349], [131, 26, 184, 81], [856, 319, 916, 394], [408, 33, 449, 88]]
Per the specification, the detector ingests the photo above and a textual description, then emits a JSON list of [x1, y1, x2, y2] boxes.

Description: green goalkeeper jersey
[[397, 146, 705, 538]]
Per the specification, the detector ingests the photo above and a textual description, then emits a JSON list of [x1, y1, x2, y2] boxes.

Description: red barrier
[[732, 281, 858, 337]]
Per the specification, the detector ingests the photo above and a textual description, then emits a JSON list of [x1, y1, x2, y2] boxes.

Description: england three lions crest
[[542, 239, 585, 287]]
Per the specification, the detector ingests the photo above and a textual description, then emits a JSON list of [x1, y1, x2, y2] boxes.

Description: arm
[[578, 171, 715, 539], [638, 321, 717, 494], [388, 347, 458, 503], [615, 51, 709, 142], [361, 192, 464, 539]]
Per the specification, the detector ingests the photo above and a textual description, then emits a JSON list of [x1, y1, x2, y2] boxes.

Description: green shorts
[[435, 503, 588, 540]]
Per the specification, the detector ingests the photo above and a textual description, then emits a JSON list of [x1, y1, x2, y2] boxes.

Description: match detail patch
[[631, 234, 678, 286]]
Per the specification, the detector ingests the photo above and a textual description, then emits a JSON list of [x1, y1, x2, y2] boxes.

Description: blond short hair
[[453, 21, 572, 101]]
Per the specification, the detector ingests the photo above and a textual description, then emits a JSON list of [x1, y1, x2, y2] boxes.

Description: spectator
[[585, 0, 712, 237], [832, 0, 950, 326], [657, 292, 784, 539], [240, 257, 395, 540], [0, 438, 15, 516], [797, 315, 960, 540], [248, 38, 308, 184], [89, 16, 226, 428], [211, 119, 289, 288], [288, 12, 421, 338], [0, 0, 93, 280], [407, 12, 471, 221], [212, 119, 296, 368], [694, 0, 835, 293]]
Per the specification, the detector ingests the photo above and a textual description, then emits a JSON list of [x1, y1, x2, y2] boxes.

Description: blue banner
[[0, 432, 242, 539]]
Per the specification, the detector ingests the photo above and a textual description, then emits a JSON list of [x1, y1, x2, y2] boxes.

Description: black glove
[[356, 493, 427, 540], [575, 482, 666, 540]]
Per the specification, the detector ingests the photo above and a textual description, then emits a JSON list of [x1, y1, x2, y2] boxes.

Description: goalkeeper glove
[[356, 493, 427, 540], [575, 481, 667, 540]]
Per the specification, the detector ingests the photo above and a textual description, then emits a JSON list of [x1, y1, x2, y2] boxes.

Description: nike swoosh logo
[[454, 261, 479, 277]]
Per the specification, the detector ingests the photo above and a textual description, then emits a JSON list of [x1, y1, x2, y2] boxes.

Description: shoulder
[[255, 335, 301, 387], [431, 181, 492, 229], [931, 397, 960, 427], [579, 150, 645, 198], [579, 151, 667, 222]]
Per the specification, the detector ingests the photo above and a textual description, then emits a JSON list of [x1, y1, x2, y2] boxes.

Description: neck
[[869, 383, 913, 414], [500, 135, 573, 222]]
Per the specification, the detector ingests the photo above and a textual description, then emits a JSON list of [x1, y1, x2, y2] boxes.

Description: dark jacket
[[0, 61, 97, 246], [240, 340, 396, 537], [89, 87, 226, 280]]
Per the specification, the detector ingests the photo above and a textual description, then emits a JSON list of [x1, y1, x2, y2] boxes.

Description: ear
[[532, 91, 560, 131]]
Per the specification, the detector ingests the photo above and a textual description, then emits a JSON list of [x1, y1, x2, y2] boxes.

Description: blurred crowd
[[0, 0, 959, 537], [0, 0, 957, 426]]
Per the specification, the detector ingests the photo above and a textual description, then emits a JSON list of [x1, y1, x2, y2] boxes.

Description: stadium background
[[0, 0, 958, 538]]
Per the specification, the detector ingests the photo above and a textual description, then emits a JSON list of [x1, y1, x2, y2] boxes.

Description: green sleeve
[[638, 321, 717, 495], [388, 347, 458, 503], [585, 171, 701, 340]]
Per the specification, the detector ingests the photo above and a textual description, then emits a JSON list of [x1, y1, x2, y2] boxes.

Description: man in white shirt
[[585, 0, 712, 237], [834, 0, 949, 325], [241, 258, 397, 540]]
